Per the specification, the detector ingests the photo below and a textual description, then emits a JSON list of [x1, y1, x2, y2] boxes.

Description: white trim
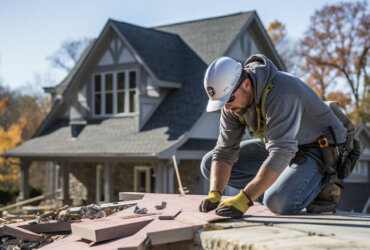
[[92, 69, 138, 117], [176, 150, 209, 160], [134, 166, 152, 193], [151, 79, 182, 88]]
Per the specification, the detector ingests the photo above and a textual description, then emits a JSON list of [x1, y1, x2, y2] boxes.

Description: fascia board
[[33, 99, 62, 137], [151, 79, 182, 88], [222, 12, 255, 62], [156, 133, 190, 160], [62, 21, 113, 98]]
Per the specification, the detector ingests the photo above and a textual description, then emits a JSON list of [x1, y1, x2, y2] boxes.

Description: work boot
[[306, 183, 341, 214]]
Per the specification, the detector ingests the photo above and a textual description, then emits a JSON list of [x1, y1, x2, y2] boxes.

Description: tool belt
[[291, 135, 361, 188], [291, 139, 342, 187]]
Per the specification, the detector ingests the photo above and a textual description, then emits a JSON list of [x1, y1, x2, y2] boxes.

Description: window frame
[[133, 166, 152, 193], [92, 69, 138, 117]]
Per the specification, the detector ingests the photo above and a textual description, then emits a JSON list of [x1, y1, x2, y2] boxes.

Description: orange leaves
[[0, 123, 22, 190], [0, 96, 9, 110], [298, 0, 369, 120], [0, 85, 50, 190], [326, 92, 352, 108], [0, 123, 22, 153], [267, 20, 287, 47]]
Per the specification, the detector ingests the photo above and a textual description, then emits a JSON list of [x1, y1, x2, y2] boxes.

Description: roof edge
[[153, 11, 253, 29]]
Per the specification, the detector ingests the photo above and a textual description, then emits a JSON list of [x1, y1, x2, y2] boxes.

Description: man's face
[[225, 78, 254, 115]]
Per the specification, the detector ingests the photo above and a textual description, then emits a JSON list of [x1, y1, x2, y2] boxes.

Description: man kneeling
[[199, 55, 346, 217]]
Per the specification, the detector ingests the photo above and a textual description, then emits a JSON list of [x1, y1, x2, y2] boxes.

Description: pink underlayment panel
[[40, 193, 276, 250]]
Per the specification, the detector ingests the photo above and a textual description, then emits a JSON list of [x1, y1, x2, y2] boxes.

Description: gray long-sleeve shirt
[[212, 54, 347, 174]]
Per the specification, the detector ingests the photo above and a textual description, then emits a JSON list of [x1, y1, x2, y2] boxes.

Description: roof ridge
[[110, 19, 181, 38], [153, 11, 254, 29]]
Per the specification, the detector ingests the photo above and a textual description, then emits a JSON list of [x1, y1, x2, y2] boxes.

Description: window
[[93, 70, 137, 115], [134, 166, 154, 193]]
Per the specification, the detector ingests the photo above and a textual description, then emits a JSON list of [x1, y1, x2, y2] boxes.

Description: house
[[2, 11, 286, 205]]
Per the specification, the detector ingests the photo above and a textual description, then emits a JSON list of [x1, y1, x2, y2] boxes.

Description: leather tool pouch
[[291, 149, 307, 165], [337, 138, 362, 179], [319, 146, 338, 168]]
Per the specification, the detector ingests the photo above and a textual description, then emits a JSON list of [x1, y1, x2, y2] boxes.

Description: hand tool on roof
[[134, 206, 148, 214], [172, 155, 189, 195], [155, 201, 167, 210]]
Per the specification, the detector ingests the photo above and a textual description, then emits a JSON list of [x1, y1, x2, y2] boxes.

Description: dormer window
[[93, 70, 137, 116]]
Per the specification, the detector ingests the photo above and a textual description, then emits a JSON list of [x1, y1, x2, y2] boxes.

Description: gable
[[97, 36, 136, 66], [154, 12, 254, 65], [226, 29, 262, 62]]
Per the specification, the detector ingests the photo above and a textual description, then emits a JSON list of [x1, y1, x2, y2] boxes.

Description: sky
[[0, 0, 346, 92]]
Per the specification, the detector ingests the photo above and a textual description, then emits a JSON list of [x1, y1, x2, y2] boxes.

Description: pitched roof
[[5, 118, 179, 158], [4, 20, 208, 158], [112, 20, 187, 83], [3, 12, 271, 158], [154, 12, 254, 65]]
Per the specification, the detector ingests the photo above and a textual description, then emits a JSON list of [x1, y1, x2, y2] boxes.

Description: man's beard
[[231, 96, 253, 116], [231, 101, 253, 115]]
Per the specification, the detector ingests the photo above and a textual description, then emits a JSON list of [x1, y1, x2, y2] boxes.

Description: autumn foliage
[[268, 1, 369, 124], [298, 1, 369, 122], [0, 85, 50, 190]]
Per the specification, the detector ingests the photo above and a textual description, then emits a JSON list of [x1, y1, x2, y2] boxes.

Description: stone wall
[[113, 163, 139, 197], [176, 160, 204, 194], [51, 160, 203, 205], [68, 162, 151, 204], [68, 162, 96, 205], [29, 162, 46, 192]]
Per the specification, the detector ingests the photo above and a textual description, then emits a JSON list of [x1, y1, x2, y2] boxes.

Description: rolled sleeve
[[212, 108, 245, 165]]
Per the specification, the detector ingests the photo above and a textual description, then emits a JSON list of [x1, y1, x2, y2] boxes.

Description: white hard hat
[[204, 57, 242, 112]]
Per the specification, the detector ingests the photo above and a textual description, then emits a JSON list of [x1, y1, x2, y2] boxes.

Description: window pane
[[94, 75, 101, 92], [105, 73, 113, 91], [94, 93, 101, 115], [117, 92, 125, 113], [118, 72, 125, 90], [129, 91, 135, 113], [129, 71, 136, 89], [105, 93, 113, 114]]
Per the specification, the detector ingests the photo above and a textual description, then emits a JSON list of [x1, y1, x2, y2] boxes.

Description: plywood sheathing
[[71, 216, 154, 242], [3, 223, 42, 242], [41, 193, 276, 249]]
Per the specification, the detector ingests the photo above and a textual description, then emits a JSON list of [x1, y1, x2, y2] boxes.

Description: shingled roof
[[154, 12, 254, 65], [112, 20, 188, 83], [5, 118, 181, 158], [3, 12, 268, 158]]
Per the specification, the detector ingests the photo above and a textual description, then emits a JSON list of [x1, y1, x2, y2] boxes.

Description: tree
[[0, 80, 50, 190], [299, 1, 369, 119], [267, 20, 301, 75], [47, 38, 93, 73]]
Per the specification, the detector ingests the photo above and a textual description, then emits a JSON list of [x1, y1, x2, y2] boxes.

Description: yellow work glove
[[199, 190, 222, 212], [215, 190, 254, 218]]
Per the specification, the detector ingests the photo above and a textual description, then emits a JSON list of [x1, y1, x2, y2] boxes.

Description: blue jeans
[[200, 139, 328, 214]]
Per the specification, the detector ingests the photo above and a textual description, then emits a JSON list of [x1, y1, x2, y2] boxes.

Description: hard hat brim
[[206, 91, 232, 112]]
